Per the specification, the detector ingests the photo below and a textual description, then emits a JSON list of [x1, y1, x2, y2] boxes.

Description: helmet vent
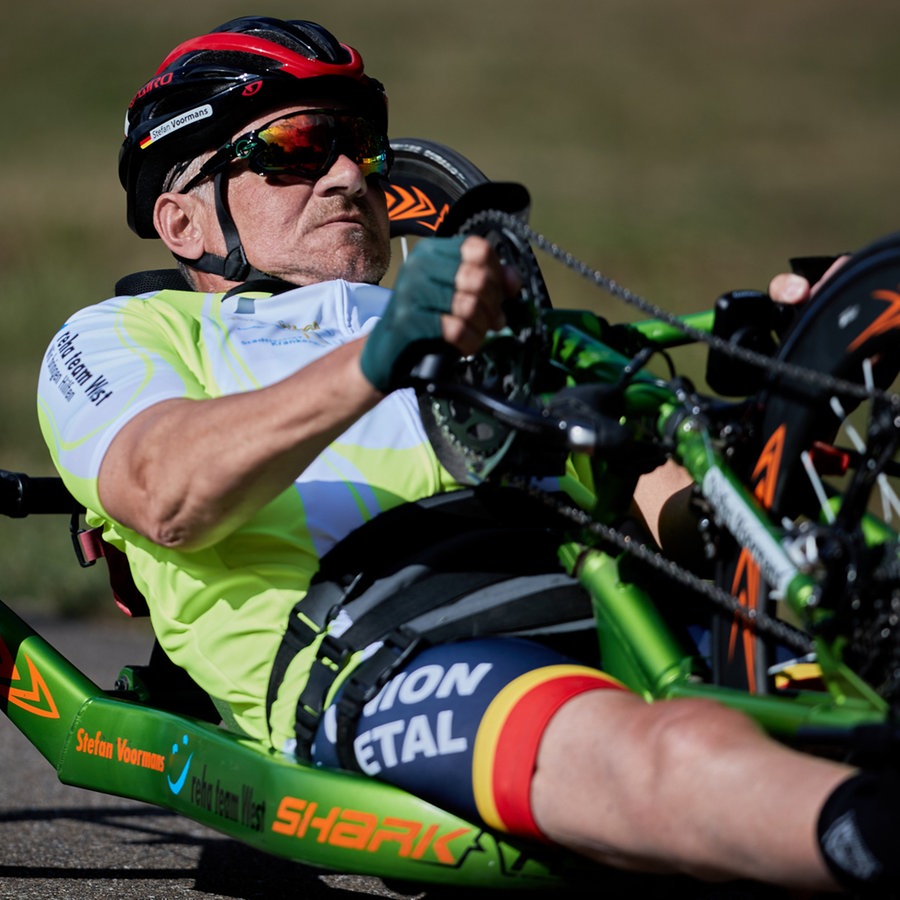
[[214, 17, 351, 65]]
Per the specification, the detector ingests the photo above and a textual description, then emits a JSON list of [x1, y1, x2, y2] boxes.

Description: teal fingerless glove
[[360, 236, 465, 393]]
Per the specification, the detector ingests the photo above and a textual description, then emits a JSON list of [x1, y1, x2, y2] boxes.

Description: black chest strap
[[265, 488, 590, 767]]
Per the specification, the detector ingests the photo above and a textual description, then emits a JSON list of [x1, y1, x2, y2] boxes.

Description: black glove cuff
[[817, 771, 900, 893]]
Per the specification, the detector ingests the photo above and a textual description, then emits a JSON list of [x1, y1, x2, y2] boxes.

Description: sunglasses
[[179, 108, 392, 192]]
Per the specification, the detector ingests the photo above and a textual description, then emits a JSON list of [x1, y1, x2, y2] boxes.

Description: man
[[36, 16, 898, 894]]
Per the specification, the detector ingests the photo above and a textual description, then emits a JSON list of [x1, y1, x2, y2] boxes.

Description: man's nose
[[315, 154, 367, 196]]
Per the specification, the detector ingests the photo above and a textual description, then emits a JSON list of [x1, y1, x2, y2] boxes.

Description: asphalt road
[[0, 613, 792, 900]]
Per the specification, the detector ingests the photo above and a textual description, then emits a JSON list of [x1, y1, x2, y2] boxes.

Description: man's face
[[206, 104, 391, 286]]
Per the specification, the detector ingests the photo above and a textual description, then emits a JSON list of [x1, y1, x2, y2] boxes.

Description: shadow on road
[[0, 801, 799, 900]]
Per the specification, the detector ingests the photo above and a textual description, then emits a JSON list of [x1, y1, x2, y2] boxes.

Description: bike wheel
[[713, 232, 900, 697]]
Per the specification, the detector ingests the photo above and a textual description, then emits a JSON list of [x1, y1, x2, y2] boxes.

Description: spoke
[[829, 394, 849, 426], [800, 450, 836, 524], [863, 357, 876, 393], [877, 474, 900, 523], [863, 359, 900, 522], [830, 395, 867, 458], [827, 363, 900, 524]]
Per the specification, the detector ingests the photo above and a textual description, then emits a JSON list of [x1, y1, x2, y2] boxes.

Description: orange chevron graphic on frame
[[0, 636, 59, 718]]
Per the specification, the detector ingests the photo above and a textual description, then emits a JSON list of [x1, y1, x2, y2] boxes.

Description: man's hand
[[360, 235, 515, 393]]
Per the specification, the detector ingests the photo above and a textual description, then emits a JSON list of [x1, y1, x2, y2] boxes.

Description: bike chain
[[464, 210, 899, 406], [454, 209, 900, 654], [507, 476, 815, 655]]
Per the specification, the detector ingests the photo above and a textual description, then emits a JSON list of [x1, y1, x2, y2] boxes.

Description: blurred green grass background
[[3, 0, 900, 613]]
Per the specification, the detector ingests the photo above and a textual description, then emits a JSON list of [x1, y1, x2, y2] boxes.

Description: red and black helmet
[[119, 16, 388, 238]]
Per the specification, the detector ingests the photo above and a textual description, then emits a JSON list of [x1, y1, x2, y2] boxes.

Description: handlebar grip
[[0, 470, 81, 517]]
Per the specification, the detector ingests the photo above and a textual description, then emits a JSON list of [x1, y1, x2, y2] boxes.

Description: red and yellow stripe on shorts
[[472, 664, 626, 839]]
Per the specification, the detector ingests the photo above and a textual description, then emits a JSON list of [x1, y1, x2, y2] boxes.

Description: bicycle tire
[[712, 231, 900, 695]]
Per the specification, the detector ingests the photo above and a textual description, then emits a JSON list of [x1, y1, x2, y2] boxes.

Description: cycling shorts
[[311, 637, 626, 839]]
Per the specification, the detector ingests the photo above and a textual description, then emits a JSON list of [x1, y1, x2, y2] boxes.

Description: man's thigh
[[313, 636, 626, 837]]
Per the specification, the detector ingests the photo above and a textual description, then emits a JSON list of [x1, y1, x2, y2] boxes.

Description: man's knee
[[641, 697, 762, 770], [534, 693, 762, 822], [532, 693, 767, 866], [542, 691, 759, 767]]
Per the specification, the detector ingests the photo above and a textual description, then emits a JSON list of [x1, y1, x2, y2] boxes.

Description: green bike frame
[[550, 312, 889, 735]]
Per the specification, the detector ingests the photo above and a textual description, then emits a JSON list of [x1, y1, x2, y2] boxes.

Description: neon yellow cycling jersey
[[37, 280, 458, 747]]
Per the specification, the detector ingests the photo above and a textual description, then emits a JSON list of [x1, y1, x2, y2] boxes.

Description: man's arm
[[99, 338, 378, 551], [99, 236, 513, 551]]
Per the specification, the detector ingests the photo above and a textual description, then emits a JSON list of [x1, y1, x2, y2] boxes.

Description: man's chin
[[307, 242, 390, 285], [276, 256, 389, 287]]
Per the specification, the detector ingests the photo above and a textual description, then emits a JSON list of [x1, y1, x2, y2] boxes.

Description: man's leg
[[531, 690, 850, 890]]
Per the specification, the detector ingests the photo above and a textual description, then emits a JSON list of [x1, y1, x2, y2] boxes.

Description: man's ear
[[153, 192, 209, 261]]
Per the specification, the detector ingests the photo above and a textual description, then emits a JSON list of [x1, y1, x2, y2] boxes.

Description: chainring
[[418, 336, 538, 482], [417, 212, 552, 484]]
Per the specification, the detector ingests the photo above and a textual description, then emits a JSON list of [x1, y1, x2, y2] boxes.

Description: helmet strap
[[172, 170, 271, 284]]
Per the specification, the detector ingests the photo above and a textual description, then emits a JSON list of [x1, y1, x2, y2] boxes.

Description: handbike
[[1, 138, 900, 893]]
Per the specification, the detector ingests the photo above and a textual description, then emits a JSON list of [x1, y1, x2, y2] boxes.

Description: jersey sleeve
[[37, 294, 208, 515]]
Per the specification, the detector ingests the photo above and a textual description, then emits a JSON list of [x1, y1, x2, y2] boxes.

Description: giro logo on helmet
[[242, 80, 263, 97], [129, 72, 175, 109]]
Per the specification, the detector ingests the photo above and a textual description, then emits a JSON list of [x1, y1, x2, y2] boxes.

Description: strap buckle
[[334, 627, 423, 771]]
